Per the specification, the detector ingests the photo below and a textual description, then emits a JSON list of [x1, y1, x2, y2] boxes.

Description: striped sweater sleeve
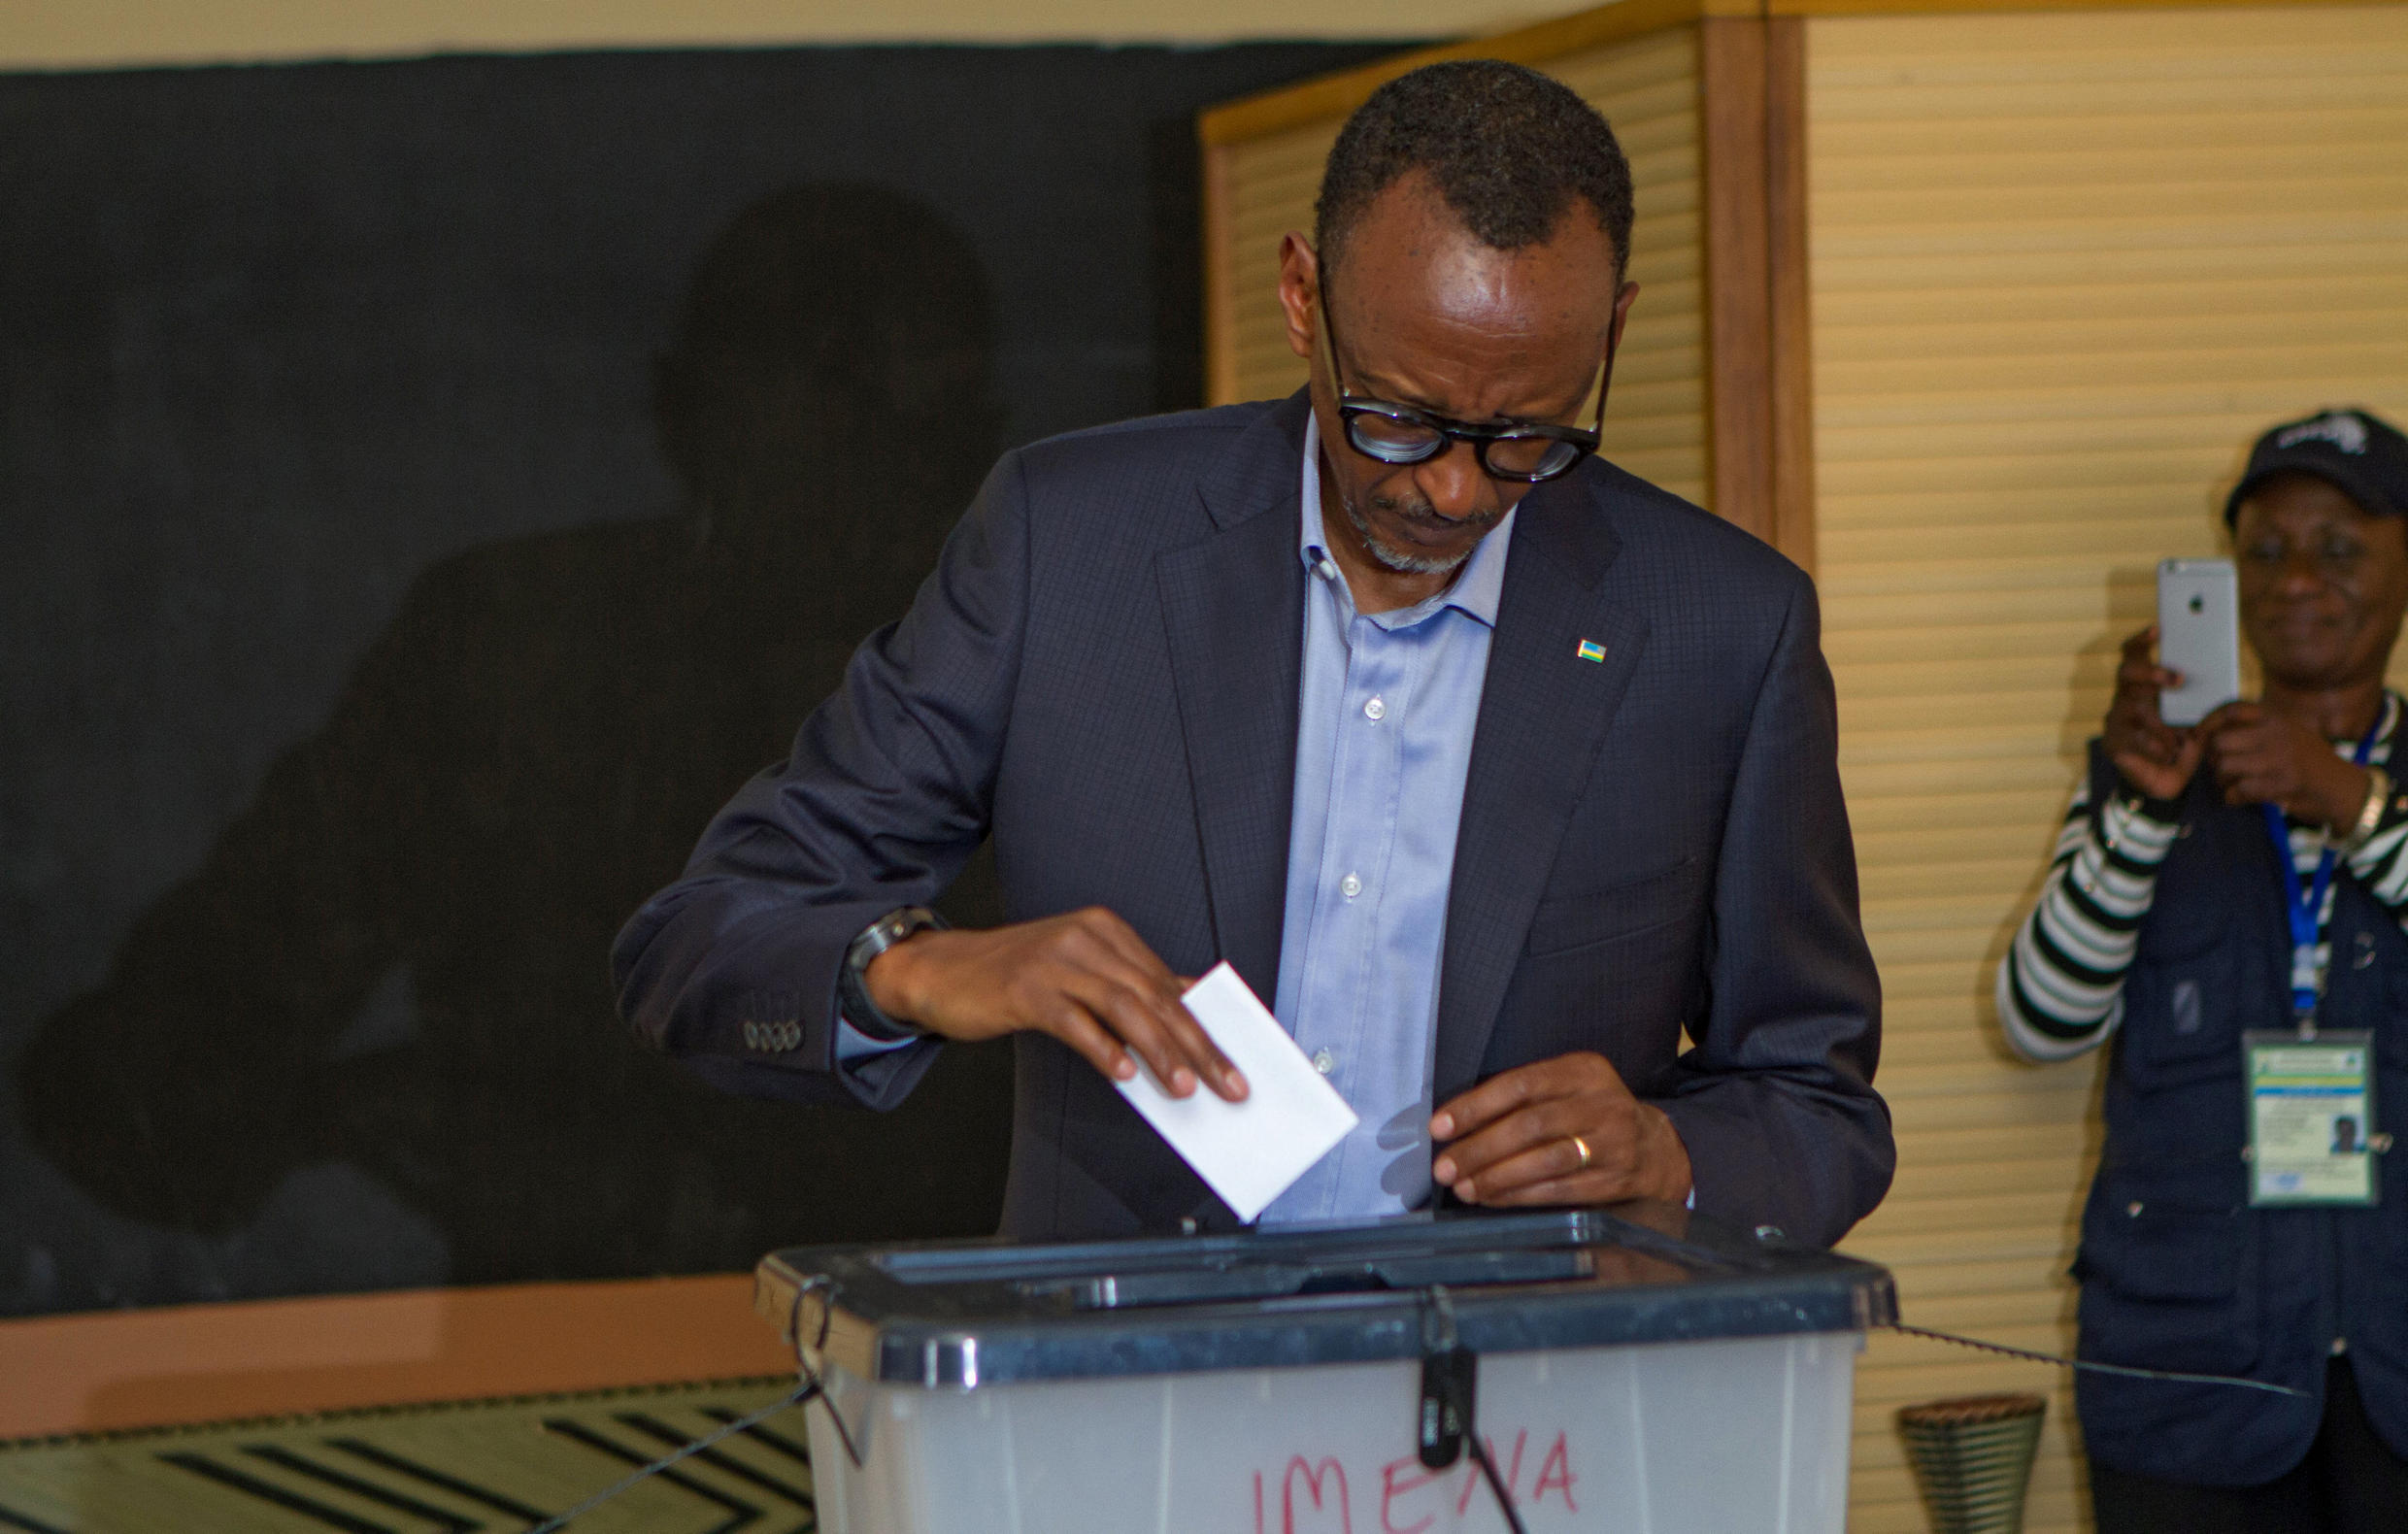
[[1997, 773, 2184, 1063], [2345, 773, 2408, 916]]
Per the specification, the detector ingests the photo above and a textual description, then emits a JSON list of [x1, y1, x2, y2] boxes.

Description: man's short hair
[[1315, 59, 1635, 284]]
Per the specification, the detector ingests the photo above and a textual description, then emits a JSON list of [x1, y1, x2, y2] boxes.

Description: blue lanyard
[[2261, 704, 2387, 1024]]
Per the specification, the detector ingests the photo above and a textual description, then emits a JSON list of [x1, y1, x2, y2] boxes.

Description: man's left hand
[[1428, 1051, 1692, 1207]]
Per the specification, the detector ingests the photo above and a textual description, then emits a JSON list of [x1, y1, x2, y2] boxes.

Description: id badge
[[2245, 1031, 2378, 1207]]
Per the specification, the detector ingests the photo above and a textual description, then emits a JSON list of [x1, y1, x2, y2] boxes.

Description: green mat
[[0, 1377, 812, 1533]]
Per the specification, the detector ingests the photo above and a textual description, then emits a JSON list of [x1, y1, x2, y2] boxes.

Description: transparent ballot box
[[753, 1206, 1894, 1533]]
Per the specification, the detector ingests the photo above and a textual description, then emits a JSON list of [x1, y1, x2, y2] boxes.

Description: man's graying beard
[[1340, 485, 1504, 576]]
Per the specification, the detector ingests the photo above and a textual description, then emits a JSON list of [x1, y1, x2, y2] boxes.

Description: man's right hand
[[863, 908, 1248, 1102], [2104, 624, 2206, 801]]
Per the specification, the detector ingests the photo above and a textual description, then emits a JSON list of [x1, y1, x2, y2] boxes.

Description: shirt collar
[[1298, 411, 1515, 630]]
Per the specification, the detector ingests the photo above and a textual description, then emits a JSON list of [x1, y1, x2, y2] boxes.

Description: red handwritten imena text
[[1249, 1430, 1579, 1532]]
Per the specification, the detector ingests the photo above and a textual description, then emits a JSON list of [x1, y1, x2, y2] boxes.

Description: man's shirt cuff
[[835, 1014, 920, 1064]]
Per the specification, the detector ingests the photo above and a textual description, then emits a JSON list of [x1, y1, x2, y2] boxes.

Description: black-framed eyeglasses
[[1313, 272, 1613, 485]]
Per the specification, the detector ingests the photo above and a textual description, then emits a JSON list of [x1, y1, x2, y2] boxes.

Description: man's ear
[[1608, 279, 1640, 356], [1276, 232, 1321, 365]]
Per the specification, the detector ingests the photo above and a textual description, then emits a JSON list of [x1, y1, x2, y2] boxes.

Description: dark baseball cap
[[2224, 407, 2408, 525]]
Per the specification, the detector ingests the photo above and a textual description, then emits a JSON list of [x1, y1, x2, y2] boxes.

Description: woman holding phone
[[1999, 408, 2408, 1533]]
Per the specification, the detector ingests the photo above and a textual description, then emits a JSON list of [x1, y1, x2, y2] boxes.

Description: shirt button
[[1341, 873, 1362, 899], [1363, 696, 1387, 720], [1312, 1049, 1335, 1075]]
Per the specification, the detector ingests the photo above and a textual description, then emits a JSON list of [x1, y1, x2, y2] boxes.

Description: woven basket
[[1895, 1393, 2048, 1534]]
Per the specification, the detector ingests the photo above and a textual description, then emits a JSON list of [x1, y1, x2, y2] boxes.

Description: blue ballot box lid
[[754, 1204, 1895, 1389]]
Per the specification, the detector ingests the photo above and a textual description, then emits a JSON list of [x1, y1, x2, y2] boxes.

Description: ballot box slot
[[1015, 1247, 1595, 1311], [864, 1206, 1745, 1292]]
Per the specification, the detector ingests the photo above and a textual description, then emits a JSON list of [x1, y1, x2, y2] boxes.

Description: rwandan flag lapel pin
[[1575, 638, 1608, 664]]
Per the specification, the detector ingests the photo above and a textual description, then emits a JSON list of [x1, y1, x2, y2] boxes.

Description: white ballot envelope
[[1113, 961, 1358, 1223]]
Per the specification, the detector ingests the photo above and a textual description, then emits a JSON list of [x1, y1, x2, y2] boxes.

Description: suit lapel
[[1155, 398, 1310, 1002], [1433, 480, 1649, 1100]]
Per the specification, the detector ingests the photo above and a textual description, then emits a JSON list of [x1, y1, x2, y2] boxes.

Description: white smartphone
[[2157, 558, 2240, 726]]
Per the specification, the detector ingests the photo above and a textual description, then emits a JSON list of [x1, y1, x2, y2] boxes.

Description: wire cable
[[518, 1379, 818, 1533], [1464, 1428, 1531, 1534], [1889, 1322, 2310, 1398], [1417, 1284, 1530, 1534]]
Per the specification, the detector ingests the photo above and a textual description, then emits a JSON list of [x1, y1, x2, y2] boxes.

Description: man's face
[[2232, 472, 2408, 692], [1278, 172, 1636, 579]]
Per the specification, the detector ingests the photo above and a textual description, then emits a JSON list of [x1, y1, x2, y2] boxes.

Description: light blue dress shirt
[[1258, 416, 1514, 1224]]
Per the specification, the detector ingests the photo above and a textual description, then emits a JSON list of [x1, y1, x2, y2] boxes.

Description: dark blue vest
[[2073, 741, 2408, 1484]]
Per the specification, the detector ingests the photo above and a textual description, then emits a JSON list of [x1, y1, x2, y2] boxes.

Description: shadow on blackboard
[[17, 183, 1016, 1294]]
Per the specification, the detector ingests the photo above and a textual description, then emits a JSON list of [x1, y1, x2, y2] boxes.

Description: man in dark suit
[[616, 61, 1892, 1249]]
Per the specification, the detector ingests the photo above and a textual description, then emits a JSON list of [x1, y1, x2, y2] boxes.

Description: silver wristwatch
[[840, 906, 948, 1042]]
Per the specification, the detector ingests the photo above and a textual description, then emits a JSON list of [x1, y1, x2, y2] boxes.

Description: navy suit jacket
[[613, 393, 1893, 1247]]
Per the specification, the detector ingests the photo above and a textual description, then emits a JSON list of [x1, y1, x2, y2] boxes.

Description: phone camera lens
[[2190, 594, 2204, 613]]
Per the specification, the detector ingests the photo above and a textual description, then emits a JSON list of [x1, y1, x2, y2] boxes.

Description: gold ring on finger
[[1570, 1134, 1593, 1171]]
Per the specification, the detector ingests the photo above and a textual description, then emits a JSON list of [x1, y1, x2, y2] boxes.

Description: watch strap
[[2340, 765, 2392, 857], [839, 907, 948, 1042]]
